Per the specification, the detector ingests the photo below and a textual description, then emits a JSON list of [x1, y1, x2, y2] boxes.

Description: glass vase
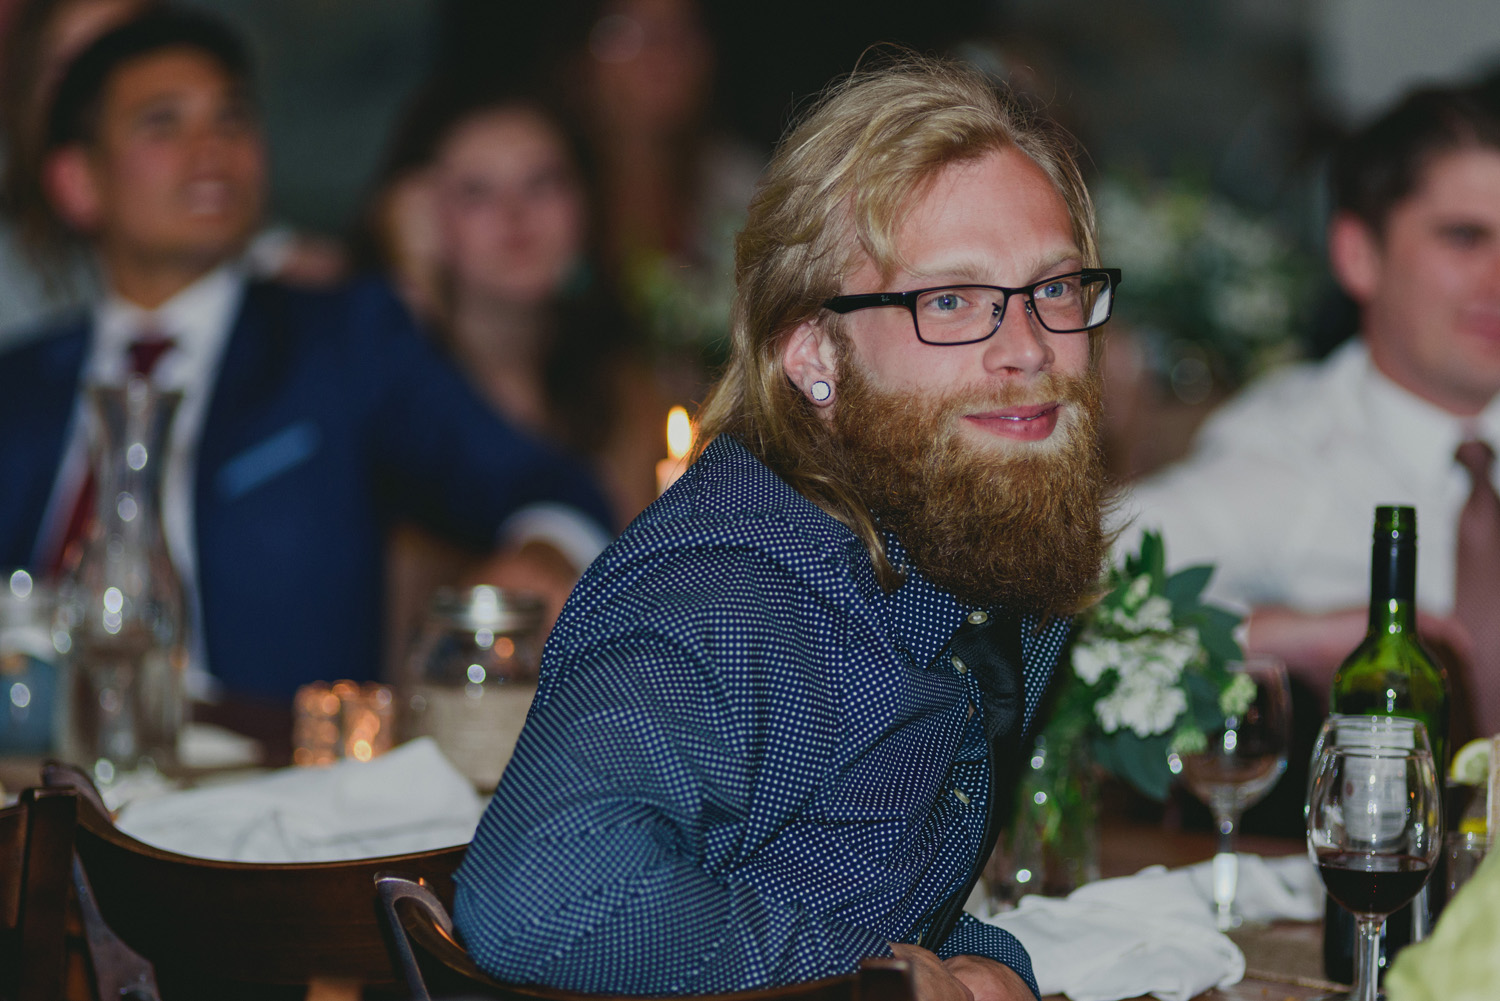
[[54, 380, 187, 784], [987, 732, 1101, 908]]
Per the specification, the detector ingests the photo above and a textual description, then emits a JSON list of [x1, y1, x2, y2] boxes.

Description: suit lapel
[[0, 319, 91, 567], [195, 282, 295, 502]]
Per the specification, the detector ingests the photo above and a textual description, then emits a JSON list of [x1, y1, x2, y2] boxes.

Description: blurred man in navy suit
[[0, 8, 612, 699]]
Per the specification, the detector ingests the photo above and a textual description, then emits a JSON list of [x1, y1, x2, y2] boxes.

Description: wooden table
[[1053, 818, 1338, 1001], [5, 708, 1344, 1001]]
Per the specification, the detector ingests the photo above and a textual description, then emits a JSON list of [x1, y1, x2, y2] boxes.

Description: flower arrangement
[[992, 533, 1250, 902], [1094, 173, 1316, 400], [1045, 531, 1251, 801]]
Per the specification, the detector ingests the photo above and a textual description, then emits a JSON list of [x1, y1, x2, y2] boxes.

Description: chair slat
[[44, 763, 467, 993]]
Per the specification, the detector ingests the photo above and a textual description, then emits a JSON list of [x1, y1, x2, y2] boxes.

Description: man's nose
[[980, 298, 1051, 376]]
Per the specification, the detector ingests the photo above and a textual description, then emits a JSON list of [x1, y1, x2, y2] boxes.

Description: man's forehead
[[1404, 146, 1500, 212], [862, 151, 1080, 284], [104, 46, 245, 109]]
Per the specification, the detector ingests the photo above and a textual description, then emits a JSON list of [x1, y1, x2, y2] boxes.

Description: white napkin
[[979, 852, 1321, 1001], [114, 737, 485, 862]]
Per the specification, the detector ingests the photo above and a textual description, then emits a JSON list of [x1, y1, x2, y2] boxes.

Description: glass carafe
[[55, 380, 187, 783]]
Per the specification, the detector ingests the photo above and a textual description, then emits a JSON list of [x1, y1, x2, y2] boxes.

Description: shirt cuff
[[498, 503, 612, 572], [935, 912, 1040, 999]]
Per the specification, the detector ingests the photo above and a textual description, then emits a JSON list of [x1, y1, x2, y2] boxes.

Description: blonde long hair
[[694, 54, 1101, 588]]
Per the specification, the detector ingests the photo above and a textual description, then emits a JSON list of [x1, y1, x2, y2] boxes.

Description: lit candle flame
[[666, 406, 693, 460]]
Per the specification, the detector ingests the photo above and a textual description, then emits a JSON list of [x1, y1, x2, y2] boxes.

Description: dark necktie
[[1454, 439, 1500, 736], [918, 608, 1028, 947], [48, 334, 177, 576]]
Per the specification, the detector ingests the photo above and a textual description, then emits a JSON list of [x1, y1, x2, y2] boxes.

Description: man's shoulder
[[634, 436, 856, 558], [240, 274, 412, 333], [1156, 340, 1367, 472], [0, 312, 89, 402], [570, 436, 866, 610]]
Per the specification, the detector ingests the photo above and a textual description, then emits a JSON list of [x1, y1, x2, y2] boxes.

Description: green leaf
[[1190, 607, 1243, 663], [1164, 565, 1213, 607], [1096, 730, 1174, 801]]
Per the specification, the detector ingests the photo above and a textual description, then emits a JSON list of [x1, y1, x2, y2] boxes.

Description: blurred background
[[4, 0, 1499, 479]]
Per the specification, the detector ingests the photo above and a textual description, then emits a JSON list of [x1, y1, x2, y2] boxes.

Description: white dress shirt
[[1120, 338, 1500, 617]]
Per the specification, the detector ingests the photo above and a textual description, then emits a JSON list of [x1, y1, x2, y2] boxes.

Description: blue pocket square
[[217, 421, 322, 500]]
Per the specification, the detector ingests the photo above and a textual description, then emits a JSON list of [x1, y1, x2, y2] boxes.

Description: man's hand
[[889, 945, 1033, 1001], [467, 540, 582, 638], [943, 954, 1034, 1001]]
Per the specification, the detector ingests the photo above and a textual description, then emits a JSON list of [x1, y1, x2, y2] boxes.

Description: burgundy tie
[[1454, 439, 1500, 737], [47, 334, 177, 576]]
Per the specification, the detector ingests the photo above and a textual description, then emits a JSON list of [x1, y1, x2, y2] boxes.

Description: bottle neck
[[1368, 540, 1418, 634]]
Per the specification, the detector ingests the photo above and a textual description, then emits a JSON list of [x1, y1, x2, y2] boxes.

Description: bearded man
[[454, 58, 1118, 1001]]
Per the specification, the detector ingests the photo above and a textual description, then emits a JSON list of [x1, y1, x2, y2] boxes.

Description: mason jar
[[400, 586, 543, 790]]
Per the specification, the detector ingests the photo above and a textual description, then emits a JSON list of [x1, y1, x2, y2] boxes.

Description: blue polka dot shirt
[[454, 435, 1069, 997]]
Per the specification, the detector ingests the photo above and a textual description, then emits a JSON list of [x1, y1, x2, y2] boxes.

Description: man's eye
[[138, 109, 179, 134], [1036, 280, 1070, 300], [932, 292, 965, 311], [1440, 224, 1487, 248]]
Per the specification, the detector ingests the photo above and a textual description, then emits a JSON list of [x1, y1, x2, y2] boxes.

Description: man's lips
[[963, 403, 1062, 442]]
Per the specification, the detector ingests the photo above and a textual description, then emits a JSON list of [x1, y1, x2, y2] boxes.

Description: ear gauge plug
[[810, 381, 832, 402]]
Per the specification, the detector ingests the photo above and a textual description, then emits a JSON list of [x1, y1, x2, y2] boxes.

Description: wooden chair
[[0, 786, 77, 1001], [42, 762, 468, 999], [374, 873, 915, 1001]]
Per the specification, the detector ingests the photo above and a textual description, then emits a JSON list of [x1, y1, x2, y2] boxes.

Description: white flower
[[1073, 638, 1116, 685], [1220, 672, 1258, 717], [1170, 727, 1208, 755], [1125, 595, 1174, 632], [1095, 668, 1188, 737]]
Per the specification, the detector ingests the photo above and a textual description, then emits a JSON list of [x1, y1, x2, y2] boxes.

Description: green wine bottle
[[1329, 505, 1450, 767], [1323, 505, 1451, 983]]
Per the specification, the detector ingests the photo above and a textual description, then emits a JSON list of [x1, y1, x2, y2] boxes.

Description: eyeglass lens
[[914, 273, 1113, 342]]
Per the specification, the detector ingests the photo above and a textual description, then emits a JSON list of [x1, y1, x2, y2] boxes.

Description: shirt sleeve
[[452, 626, 895, 994], [935, 913, 1040, 999]]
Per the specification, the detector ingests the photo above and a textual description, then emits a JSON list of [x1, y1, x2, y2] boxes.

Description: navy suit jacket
[[0, 277, 612, 698]]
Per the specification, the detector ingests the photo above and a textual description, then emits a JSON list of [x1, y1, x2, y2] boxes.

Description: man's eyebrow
[[908, 251, 1084, 286]]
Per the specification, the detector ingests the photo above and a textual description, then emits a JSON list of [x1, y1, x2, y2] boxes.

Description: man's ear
[[42, 146, 102, 233], [1327, 212, 1381, 305], [781, 317, 841, 409]]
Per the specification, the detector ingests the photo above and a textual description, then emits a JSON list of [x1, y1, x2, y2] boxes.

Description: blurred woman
[[366, 87, 666, 528], [430, 98, 664, 522], [553, 0, 761, 383]]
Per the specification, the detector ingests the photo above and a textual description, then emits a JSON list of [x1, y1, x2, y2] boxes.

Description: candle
[[292, 680, 394, 765], [655, 406, 694, 495]]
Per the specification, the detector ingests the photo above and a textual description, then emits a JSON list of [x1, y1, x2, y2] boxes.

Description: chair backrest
[[43, 762, 468, 996], [374, 874, 915, 1001], [0, 786, 77, 1001]]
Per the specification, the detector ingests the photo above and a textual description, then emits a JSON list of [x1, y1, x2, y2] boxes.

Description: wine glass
[[1307, 715, 1441, 1001], [1175, 655, 1292, 930]]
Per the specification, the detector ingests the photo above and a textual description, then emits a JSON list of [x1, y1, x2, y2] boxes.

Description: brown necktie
[[48, 334, 177, 576], [1454, 439, 1500, 737]]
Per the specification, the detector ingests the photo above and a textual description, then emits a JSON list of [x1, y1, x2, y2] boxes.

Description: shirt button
[[952, 788, 971, 805], [968, 611, 989, 625], [951, 655, 968, 674]]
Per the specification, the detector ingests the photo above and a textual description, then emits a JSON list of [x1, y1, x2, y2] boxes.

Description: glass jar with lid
[[400, 586, 543, 790]]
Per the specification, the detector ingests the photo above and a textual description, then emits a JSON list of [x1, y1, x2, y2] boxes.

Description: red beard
[[831, 365, 1109, 616]]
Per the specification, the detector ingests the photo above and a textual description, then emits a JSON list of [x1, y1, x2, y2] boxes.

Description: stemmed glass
[[1307, 715, 1441, 1001], [1176, 655, 1292, 930]]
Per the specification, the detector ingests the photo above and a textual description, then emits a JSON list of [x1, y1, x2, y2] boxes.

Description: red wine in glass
[[1316, 851, 1433, 917]]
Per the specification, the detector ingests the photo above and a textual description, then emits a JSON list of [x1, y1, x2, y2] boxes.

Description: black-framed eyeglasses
[[822, 268, 1122, 346]]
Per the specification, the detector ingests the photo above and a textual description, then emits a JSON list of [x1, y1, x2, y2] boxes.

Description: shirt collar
[[89, 261, 248, 387], [1353, 338, 1500, 480]]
